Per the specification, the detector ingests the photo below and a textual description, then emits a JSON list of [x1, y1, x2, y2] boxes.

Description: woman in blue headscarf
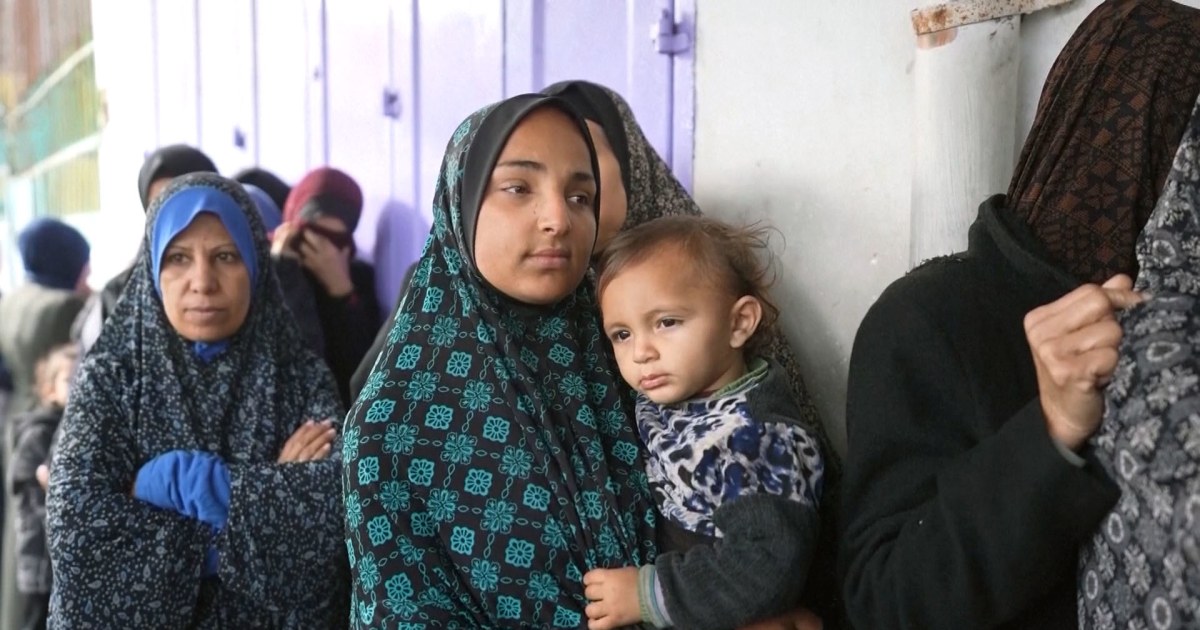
[[344, 94, 658, 627], [47, 173, 347, 628]]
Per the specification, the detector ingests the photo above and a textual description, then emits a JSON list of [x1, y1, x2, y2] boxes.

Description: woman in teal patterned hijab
[[344, 94, 658, 628]]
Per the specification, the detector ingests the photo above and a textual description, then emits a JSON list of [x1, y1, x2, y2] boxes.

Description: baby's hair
[[596, 215, 780, 355], [35, 343, 80, 406]]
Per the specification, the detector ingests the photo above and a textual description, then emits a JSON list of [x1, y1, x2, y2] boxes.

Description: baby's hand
[[583, 567, 641, 629]]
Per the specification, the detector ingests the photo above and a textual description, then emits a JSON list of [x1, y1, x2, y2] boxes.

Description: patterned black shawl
[[46, 173, 346, 628], [344, 95, 657, 628], [1079, 94, 1200, 629]]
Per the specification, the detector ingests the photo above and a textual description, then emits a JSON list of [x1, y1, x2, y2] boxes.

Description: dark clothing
[[546, 80, 846, 627], [0, 284, 85, 417], [648, 363, 822, 630], [98, 267, 130, 324], [233, 167, 291, 211], [18, 592, 47, 630], [9, 406, 58, 594], [348, 261, 417, 400], [344, 95, 658, 627], [275, 256, 381, 407], [840, 196, 1120, 630], [1007, 0, 1200, 284], [138, 144, 217, 209], [1079, 95, 1200, 627], [71, 266, 132, 355], [47, 174, 347, 628]]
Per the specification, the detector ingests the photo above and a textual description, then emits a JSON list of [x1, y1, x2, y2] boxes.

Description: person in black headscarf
[[47, 173, 347, 628], [74, 145, 219, 354], [233, 167, 292, 213], [344, 93, 658, 627], [138, 145, 221, 210], [350, 81, 836, 488], [273, 167, 380, 407], [839, 2, 1200, 628]]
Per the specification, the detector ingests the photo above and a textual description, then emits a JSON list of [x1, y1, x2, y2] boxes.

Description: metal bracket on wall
[[383, 88, 401, 120], [652, 9, 691, 55], [911, 0, 1074, 35]]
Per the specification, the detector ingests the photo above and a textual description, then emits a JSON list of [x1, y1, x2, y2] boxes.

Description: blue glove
[[134, 450, 231, 532]]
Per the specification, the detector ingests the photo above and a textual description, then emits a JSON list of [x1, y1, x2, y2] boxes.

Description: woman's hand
[[278, 419, 337, 463], [738, 608, 823, 630], [1025, 274, 1144, 450], [270, 222, 304, 259], [298, 230, 354, 298]]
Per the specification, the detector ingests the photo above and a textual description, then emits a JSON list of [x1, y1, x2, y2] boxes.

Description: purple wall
[[170, 0, 694, 309]]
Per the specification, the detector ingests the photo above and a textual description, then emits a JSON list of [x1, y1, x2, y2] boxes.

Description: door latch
[[652, 9, 691, 55]]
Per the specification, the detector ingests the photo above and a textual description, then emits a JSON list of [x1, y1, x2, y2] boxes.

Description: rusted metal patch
[[917, 28, 959, 49], [911, 0, 1074, 35]]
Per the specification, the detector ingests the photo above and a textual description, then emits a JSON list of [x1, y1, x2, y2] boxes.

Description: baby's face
[[599, 248, 746, 404]]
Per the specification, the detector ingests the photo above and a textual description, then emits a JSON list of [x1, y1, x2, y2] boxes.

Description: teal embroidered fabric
[[344, 95, 658, 628]]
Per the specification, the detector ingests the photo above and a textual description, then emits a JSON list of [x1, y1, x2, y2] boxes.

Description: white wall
[[693, 0, 1200, 457], [88, 0, 156, 288], [694, 1, 914, 456]]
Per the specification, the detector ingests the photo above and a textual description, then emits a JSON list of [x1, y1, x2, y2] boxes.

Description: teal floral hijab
[[344, 94, 658, 628]]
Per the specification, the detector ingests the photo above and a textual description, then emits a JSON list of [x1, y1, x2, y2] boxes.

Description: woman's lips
[[185, 306, 226, 322], [527, 249, 570, 269]]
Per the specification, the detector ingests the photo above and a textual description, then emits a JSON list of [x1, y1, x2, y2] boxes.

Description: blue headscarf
[[151, 186, 259, 292], [17, 218, 90, 291], [46, 171, 347, 626], [242, 184, 283, 232], [150, 186, 259, 360]]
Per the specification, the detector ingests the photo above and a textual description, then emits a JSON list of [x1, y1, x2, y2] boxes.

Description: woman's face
[[474, 107, 598, 305], [587, 119, 628, 255], [159, 213, 253, 342]]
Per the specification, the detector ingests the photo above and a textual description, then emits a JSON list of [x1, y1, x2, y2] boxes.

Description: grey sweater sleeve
[[655, 494, 819, 630]]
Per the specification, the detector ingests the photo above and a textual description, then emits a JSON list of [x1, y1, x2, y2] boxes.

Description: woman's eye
[[568, 193, 592, 206], [502, 184, 529, 195], [166, 253, 187, 265], [216, 251, 240, 263]]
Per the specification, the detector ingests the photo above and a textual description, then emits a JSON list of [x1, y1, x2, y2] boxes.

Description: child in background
[[10, 344, 77, 630], [584, 216, 825, 630]]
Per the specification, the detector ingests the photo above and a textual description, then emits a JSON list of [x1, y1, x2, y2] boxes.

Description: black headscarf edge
[[137, 145, 219, 210], [542, 81, 632, 195], [458, 94, 603, 270]]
